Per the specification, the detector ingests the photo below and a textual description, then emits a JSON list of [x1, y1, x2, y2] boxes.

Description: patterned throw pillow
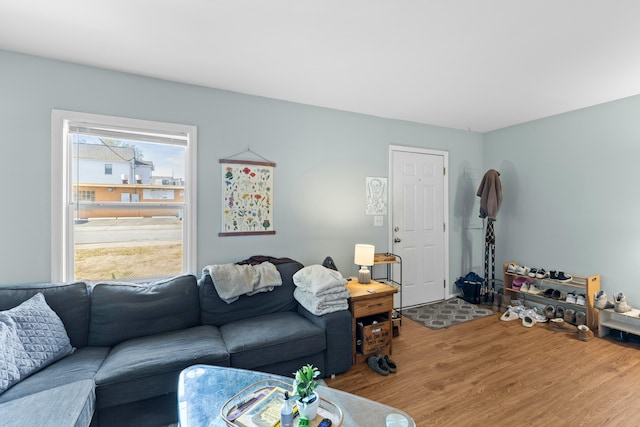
[[0, 317, 24, 394], [0, 293, 74, 380]]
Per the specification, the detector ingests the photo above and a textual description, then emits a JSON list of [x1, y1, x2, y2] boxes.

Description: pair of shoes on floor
[[577, 325, 594, 341], [614, 293, 633, 313], [594, 290, 614, 309], [367, 354, 397, 376], [548, 318, 578, 333]]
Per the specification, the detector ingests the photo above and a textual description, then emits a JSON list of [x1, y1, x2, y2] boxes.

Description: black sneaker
[[556, 272, 573, 282]]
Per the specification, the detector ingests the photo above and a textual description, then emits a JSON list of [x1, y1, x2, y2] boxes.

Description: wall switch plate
[[374, 216, 383, 226]]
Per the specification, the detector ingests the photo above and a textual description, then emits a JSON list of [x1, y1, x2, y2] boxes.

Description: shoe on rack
[[611, 329, 628, 342], [575, 311, 586, 326], [577, 325, 594, 342], [528, 284, 543, 295], [507, 263, 519, 274], [511, 276, 531, 291], [614, 293, 633, 313], [515, 265, 531, 276], [566, 293, 577, 304], [522, 315, 536, 328], [367, 355, 389, 376], [536, 269, 550, 279], [543, 288, 554, 298], [528, 268, 538, 278], [500, 309, 519, 321], [556, 272, 573, 282], [575, 294, 586, 306], [594, 290, 614, 309], [521, 282, 530, 293], [556, 306, 565, 319], [564, 308, 576, 324], [544, 305, 556, 319], [548, 318, 578, 333]]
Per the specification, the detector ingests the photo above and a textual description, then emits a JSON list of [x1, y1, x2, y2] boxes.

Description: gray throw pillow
[[0, 293, 74, 380], [0, 318, 23, 394]]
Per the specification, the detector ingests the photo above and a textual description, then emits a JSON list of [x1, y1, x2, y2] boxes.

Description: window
[[52, 110, 197, 282]]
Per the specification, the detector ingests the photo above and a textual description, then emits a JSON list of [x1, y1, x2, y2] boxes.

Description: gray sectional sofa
[[0, 259, 352, 427]]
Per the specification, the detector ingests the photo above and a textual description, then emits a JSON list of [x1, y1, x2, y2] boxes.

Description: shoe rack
[[503, 262, 601, 331], [597, 308, 640, 338], [372, 252, 403, 323]]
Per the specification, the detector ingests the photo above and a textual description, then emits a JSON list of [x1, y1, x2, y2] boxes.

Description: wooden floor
[[325, 311, 640, 426]]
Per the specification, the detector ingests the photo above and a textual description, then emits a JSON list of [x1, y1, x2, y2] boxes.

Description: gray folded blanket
[[203, 262, 282, 304], [294, 287, 350, 316]]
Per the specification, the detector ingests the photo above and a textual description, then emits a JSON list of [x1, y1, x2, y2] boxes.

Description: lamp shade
[[354, 244, 375, 266]]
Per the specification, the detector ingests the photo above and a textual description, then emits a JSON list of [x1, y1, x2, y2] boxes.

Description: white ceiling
[[1, 1, 639, 133]]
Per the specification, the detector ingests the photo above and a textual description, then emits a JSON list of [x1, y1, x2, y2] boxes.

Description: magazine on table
[[233, 386, 298, 427]]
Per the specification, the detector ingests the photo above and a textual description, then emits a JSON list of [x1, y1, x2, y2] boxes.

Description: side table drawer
[[352, 296, 393, 318]]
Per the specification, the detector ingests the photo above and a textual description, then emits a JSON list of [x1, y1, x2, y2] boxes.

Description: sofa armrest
[[297, 306, 352, 377]]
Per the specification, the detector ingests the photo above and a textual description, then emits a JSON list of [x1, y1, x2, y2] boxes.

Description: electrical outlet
[[374, 216, 384, 226]]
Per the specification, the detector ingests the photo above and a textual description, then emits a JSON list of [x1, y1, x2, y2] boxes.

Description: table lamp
[[354, 244, 375, 284]]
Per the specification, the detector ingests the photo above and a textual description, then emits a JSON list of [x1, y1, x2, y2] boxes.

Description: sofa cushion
[[200, 261, 302, 326], [0, 319, 22, 394], [88, 274, 200, 347], [95, 325, 229, 409], [0, 281, 90, 348], [0, 379, 95, 427], [0, 346, 109, 405], [220, 311, 326, 369], [0, 293, 74, 381]]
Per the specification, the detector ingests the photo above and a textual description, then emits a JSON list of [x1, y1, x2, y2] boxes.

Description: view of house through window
[[52, 111, 197, 283]]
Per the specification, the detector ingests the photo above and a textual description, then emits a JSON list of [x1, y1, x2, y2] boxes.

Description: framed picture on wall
[[219, 159, 276, 236]]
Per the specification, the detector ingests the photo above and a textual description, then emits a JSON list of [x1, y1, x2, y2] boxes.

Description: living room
[[2, 2, 640, 426]]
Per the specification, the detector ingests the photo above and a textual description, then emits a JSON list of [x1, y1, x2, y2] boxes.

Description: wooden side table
[[346, 279, 397, 365]]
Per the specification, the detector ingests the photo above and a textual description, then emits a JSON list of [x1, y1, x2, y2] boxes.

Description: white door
[[390, 146, 448, 306]]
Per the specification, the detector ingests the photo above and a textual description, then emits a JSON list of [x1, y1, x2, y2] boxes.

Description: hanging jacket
[[477, 169, 502, 220]]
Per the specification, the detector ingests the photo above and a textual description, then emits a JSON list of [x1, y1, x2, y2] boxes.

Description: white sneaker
[[521, 282, 530, 293], [500, 309, 519, 321], [575, 294, 586, 306], [507, 263, 518, 274], [522, 315, 536, 328], [566, 293, 577, 304]]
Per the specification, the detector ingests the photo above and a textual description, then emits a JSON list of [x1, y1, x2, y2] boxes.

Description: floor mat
[[402, 297, 494, 330]]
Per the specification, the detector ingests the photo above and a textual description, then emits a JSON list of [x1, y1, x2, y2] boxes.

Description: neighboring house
[[72, 143, 154, 185]]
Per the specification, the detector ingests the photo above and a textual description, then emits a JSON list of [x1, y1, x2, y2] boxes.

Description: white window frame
[[51, 109, 197, 282]]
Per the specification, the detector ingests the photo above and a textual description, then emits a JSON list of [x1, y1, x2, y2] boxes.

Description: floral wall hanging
[[219, 157, 276, 236]]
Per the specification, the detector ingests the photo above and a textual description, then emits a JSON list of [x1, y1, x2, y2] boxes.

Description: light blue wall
[[484, 95, 640, 303], [0, 50, 484, 290]]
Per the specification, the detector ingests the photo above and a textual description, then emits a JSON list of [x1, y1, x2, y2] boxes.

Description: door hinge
[[444, 279, 446, 288], [443, 167, 446, 175], [443, 223, 446, 232]]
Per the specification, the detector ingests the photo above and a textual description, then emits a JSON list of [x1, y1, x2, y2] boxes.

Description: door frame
[[388, 145, 451, 300]]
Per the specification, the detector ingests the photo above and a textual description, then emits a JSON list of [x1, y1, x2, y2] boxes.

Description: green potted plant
[[292, 364, 321, 419]]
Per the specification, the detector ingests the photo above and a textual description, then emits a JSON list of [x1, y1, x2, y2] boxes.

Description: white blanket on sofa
[[294, 287, 350, 316], [203, 262, 282, 304]]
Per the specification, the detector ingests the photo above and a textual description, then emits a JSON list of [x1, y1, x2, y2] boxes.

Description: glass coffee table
[[178, 364, 415, 426]]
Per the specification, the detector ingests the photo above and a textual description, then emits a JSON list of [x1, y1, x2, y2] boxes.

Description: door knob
[[394, 237, 401, 243]]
